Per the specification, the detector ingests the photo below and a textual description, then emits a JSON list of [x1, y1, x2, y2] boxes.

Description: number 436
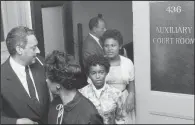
[[166, 6, 182, 13]]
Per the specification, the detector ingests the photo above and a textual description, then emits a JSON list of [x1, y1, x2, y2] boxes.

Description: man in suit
[[82, 15, 107, 67], [1, 26, 50, 124]]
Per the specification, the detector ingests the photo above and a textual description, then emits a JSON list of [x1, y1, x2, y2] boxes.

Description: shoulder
[[78, 92, 98, 113], [120, 55, 134, 67], [120, 55, 133, 64], [83, 36, 96, 47], [1, 58, 11, 77], [1, 58, 9, 70], [83, 35, 93, 42], [79, 85, 92, 97]]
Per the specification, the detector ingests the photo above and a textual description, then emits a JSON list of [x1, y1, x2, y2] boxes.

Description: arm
[[1, 117, 37, 124], [127, 80, 135, 93], [124, 58, 135, 113], [1, 96, 36, 124], [125, 80, 135, 113], [1, 95, 17, 124], [1, 116, 17, 124]]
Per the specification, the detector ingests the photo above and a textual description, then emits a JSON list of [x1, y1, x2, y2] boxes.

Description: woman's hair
[[85, 54, 110, 75], [45, 50, 85, 90], [100, 29, 123, 46]]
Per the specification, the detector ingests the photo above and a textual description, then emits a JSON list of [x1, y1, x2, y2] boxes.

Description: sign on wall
[[150, 1, 194, 94]]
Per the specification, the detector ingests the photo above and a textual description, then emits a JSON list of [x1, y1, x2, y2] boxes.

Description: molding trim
[[150, 111, 194, 121]]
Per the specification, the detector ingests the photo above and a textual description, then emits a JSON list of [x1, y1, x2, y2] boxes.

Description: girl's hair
[[85, 54, 110, 75]]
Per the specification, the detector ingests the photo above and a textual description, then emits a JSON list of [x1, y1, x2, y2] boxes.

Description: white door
[[133, 1, 194, 124], [42, 6, 66, 56]]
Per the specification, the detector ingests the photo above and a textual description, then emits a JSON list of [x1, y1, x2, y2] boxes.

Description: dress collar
[[63, 90, 82, 112], [90, 83, 108, 98]]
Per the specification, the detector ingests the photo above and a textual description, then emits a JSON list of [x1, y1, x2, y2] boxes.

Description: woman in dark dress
[[45, 50, 103, 124]]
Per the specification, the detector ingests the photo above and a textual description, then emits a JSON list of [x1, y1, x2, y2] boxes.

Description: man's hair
[[101, 29, 123, 46], [85, 54, 110, 75], [45, 50, 85, 90], [88, 15, 105, 31], [6, 26, 35, 56]]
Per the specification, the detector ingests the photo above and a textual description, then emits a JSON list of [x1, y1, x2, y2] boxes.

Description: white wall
[[72, 1, 133, 61], [133, 2, 151, 123], [1, 1, 32, 38], [41, 6, 66, 56], [1, 1, 32, 64]]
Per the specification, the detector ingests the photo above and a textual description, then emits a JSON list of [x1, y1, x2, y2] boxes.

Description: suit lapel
[[88, 35, 104, 52], [4, 59, 41, 117]]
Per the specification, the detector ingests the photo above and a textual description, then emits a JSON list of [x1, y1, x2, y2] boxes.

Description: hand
[[16, 118, 38, 124], [124, 93, 135, 114]]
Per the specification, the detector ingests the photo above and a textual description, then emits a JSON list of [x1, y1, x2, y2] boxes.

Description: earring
[[56, 85, 61, 90]]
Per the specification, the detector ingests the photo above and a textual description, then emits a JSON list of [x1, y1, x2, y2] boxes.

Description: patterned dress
[[79, 83, 125, 124]]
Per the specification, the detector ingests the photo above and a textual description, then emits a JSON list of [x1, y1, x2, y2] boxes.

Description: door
[[133, 1, 194, 124], [30, 1, 74, 57]]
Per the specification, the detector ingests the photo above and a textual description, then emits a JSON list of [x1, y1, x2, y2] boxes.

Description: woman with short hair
[[101, 29, 136, 124], [45, 50, 103, 124]]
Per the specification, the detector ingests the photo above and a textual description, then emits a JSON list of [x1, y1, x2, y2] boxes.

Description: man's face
[[20, 35, 40, 65], [94, 20, 106, 38]]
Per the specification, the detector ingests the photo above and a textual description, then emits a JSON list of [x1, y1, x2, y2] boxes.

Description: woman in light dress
[[101, 29, 136, 124]]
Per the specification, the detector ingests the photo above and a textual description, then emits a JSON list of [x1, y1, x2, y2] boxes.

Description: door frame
[[133, 1, 194, 124], [30, 1, 74, 57]]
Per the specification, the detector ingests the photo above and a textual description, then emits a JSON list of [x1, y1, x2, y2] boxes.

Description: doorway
[[30, 1, 74, 57]]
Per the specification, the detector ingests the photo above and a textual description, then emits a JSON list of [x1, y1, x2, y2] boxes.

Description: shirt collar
[[9, 56, 25, 71], [89, 33, 99, 42], [90, 82, 107, 97]]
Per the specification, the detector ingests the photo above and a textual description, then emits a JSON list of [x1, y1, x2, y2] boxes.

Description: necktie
[[25, 66, 38, 103]]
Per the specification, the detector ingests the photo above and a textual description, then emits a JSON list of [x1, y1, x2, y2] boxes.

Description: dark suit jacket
[[1, 56, 50, 124], [82, 34, 104, 67]]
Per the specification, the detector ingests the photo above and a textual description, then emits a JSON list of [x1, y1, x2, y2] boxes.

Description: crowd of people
[[1, 15, 135, 124]]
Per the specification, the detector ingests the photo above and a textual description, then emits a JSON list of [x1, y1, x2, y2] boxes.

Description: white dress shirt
[[9, 57, 40, 101], [89, 33, 103, 49]]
